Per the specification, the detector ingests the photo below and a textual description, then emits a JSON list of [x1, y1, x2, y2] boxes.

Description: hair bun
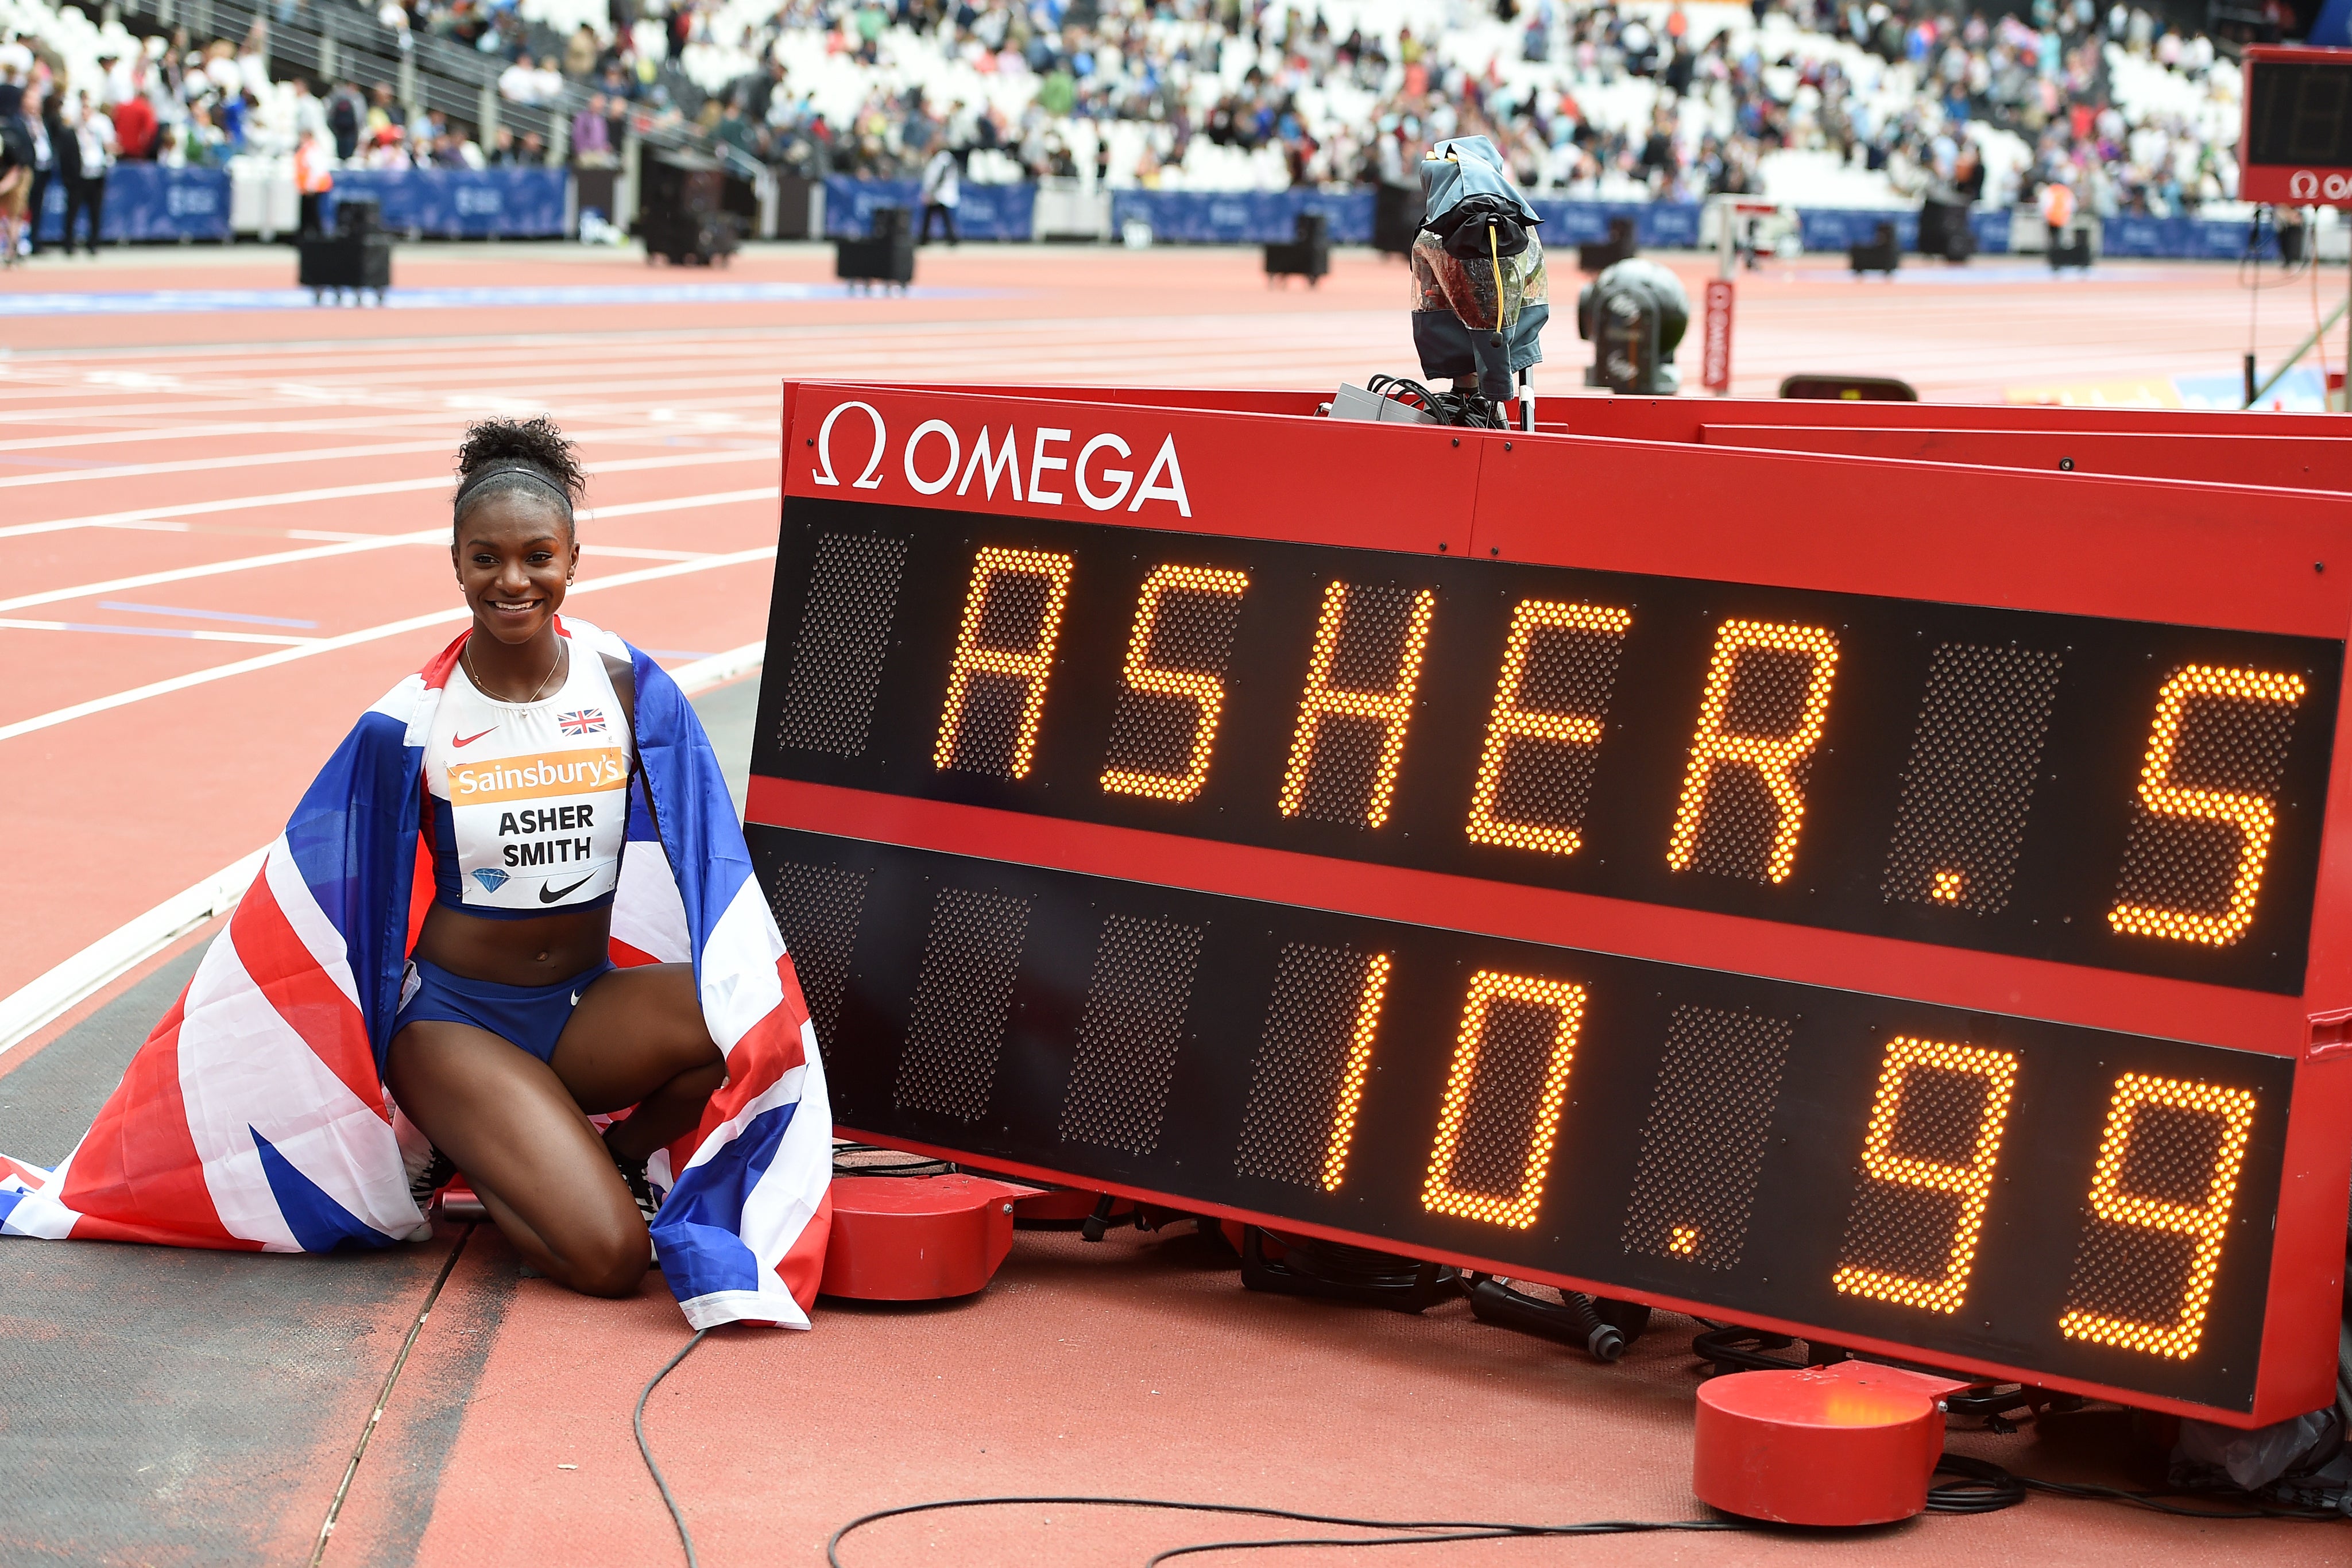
[[454, 416, 585, 503]]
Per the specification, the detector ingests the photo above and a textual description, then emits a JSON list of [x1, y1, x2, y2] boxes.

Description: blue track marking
[[0, 281, 1004, 317], [99, 601, 322, 629]]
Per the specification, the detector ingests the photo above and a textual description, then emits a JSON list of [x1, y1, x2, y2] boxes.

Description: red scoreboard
[[747, 384, 2352, 1427]]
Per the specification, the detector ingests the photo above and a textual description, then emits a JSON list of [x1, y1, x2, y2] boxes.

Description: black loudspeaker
[[1577, 214, 1638, 273], [1371, 183, 1419, 255], [1916, 198, 1975, 261], [836, 204, 915, 292], [299, 196, 392, 303], [1263, 210, 1329, 285], [1850, 219, 1900, 275], [641, 153, 741, 267]]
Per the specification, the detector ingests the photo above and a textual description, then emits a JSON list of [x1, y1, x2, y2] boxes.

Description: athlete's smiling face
[[454, 491, 578, 646]]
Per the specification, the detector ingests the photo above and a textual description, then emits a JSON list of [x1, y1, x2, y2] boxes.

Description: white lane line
[[0, 425, 708, 492], [0, 530, 444, 612], [0, 451, 776, 540], [0, 641, 766, 1055], [99, 599, 320, 627], [0, 617, 318, 646], [0, 547, 778, 744], [0, 486, 777, 613]]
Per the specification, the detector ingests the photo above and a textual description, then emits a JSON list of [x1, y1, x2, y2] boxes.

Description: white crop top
[[423, 644, 633, 917]]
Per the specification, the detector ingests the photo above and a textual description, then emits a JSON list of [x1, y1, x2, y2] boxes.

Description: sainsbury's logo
[[447, 746, 628, 804]]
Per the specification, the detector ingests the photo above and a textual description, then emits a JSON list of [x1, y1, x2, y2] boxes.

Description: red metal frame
[[2239, 46, 2352, 208], [1691, 425, 2352, 491], [764, 380, 2352, 1426]]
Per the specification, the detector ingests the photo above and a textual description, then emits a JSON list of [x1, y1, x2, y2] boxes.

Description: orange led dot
[[933, 546, 1075, 779], [1665, 620, 1840, 883], [1421, 970, 1585, 1230], [1832, 1035, 2018, 1315], [1317, 954, 1392, 1193], [1931, 869, 1964, 903], [1277, 581, 1435, 829], [1100, 564, 1251, 803], [2058, 1074, 2257, 1361], [1464, 599, 1631, 857], [1668, 1225, 1700, 1256], [2108, 666, 2305, 948]]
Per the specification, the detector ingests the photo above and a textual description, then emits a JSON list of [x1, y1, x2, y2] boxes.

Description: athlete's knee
[[559, 1221, 649, 1298]]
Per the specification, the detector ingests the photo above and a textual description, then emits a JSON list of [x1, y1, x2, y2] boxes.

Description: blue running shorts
[[392, 957, 615, 1064]]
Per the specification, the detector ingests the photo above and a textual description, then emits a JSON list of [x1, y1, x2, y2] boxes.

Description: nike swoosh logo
[[452, 728, 497, 748], [540, 875, 594, 903]]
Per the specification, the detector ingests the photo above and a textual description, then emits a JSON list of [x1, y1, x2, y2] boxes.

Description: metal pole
[[2246, 293, 2350, 408], [478, 83, 499, 154], [620, 125, 641, 235]]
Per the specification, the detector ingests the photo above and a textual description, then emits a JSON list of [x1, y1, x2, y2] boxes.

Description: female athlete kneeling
[[387, 417, 724, 1297]]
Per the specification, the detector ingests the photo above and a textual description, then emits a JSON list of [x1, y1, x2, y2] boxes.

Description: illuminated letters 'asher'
[[933, 547, 1075, 779], [1665, 620, 1840, 883], [1101, 566, 1251, 803], [1466, 600, 1632, 857], [2108, 665, 2307, 948], [1278, 582, 1436, 829]]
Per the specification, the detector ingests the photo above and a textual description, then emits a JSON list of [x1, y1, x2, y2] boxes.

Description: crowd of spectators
[[0, 0, 2268, 221]]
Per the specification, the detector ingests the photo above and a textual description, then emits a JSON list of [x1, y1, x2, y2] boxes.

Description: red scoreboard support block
[[752, 381, 2352, 1428], [1694, 1362, 1975, 1525]]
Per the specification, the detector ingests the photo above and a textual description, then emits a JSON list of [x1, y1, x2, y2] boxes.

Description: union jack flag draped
[[0, 618, 834, 1330]]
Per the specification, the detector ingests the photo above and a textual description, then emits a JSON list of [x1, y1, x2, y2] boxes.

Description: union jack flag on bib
[[558, 707, 606, 736], [0, 618, 833, 1331]]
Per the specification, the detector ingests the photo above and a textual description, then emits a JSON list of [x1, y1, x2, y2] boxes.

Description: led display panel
[[755, 501, 2339, 995], [749, 387, 2352, 1425], [753, 826, 2292, 1414]]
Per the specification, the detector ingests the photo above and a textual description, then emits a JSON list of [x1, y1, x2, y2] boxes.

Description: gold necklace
[[465, 637, 564, 703]]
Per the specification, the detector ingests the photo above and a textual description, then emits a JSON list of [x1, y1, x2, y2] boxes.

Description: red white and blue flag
[[558, 707, 606, 736], [0, 618, 833, 1330]]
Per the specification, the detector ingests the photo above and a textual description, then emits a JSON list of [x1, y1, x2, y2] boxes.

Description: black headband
[[454, 460, 574, 522]]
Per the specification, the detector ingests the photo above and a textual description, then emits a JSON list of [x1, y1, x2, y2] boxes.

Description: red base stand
[[1693, 1363, 1972, 1526], [818, 1174, 1023, 1301]]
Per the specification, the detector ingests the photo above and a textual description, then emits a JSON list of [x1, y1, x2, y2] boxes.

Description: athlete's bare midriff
[[412, 901, 614, 986]]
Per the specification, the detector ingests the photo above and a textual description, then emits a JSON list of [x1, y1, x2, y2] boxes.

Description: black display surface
[[2247, 56, 2352, 169], [754, 825, 2292, 1412], [755, 501, 2341, 994]]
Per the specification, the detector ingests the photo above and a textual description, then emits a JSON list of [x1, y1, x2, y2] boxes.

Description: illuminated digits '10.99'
[[1831, 1036, 2018, 1315], [1421, 971, 1586, 1230], [2059, 1074, 2259, 1360]]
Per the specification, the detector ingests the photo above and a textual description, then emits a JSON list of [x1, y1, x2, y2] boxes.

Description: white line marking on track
[[0, 548, 777, 744], [0, 451, 775, 539], [0, 485, 777, 611], [0, 617, 318, 646]]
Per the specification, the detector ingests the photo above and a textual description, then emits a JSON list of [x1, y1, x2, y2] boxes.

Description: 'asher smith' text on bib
[[423, 646, 633, 916]]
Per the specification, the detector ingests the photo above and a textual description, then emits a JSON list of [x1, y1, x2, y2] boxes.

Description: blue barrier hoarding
[[1527, 199, 1701, 249], [35, 164, 231, 245], [327, 168, 568, 238], [823, 176, 1035, 242], [1109, 188, 1372, 243]]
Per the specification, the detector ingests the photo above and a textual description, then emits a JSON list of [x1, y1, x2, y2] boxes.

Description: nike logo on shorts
[[540, 874, 594, 903], [452, 727, 497, 747]]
